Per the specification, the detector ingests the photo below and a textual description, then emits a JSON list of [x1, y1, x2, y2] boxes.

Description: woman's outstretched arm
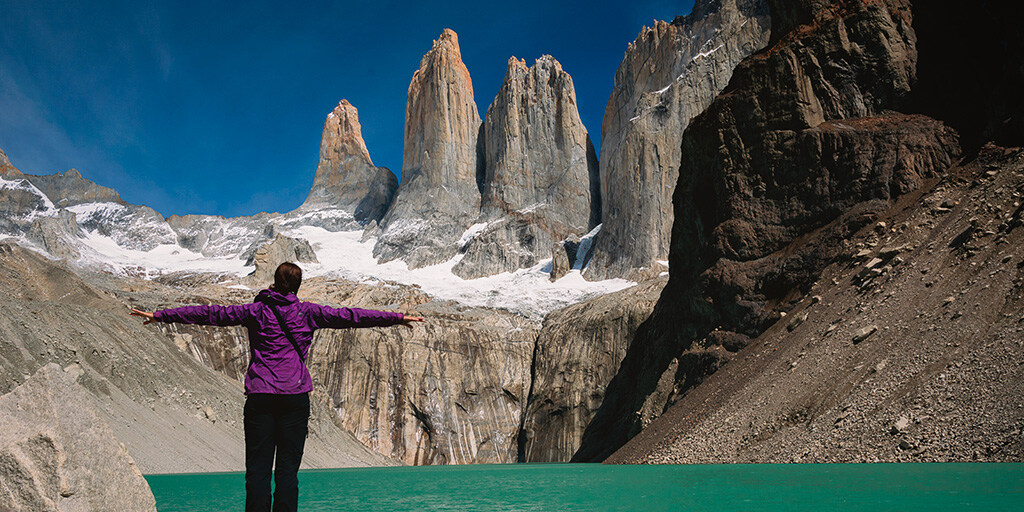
[[130, 304, 255, 326], [307, 303, 423, 330]]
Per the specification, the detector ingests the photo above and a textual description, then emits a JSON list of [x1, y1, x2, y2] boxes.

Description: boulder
[[0, 364, 156, 512], [246, 233, 318, 284]]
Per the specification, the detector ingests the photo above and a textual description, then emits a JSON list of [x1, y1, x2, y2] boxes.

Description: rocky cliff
[[0, 364, 157, 511], [518, 277, 665, 462], [452, 55, 599, 279], [586, 0, 771, 280], [374, 29, 484, 268], [300, 100, 398, 226], [609, 144, 1024, 463], [575, 0, 962, 461]]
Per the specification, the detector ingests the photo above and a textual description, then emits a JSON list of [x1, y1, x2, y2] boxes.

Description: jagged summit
[[301, 99, 397, 225], [373, 28, 483, 268], [452, 53, 598, 278], [0, 147, 22, 176]]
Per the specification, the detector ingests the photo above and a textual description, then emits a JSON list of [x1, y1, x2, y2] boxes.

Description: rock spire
[[374, 29, 484, 268], [453, 55, 599, 278], [301, 99, 398, 225]]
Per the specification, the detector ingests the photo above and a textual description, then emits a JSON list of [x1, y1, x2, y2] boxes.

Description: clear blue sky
[[1, 0, 695, 218]]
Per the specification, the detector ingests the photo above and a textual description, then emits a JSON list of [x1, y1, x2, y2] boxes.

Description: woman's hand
[[400, 315, 425, 329], [130, 308, 156, 325]]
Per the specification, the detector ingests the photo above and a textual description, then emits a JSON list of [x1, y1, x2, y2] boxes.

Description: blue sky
[[1, 0, 695, 218]]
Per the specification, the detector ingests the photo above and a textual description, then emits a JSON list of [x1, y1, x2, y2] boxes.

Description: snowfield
[[48, 218, 632, 320]]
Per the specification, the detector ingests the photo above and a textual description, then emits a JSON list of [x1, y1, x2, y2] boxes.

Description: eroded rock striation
[[586, 0, 771, 280], [575, 0, 961, 462], [519, 277, 666, 462], [0, 364, 157, 512], [453, 55, 599, 278], [300, 100, 398, 226], [374, 29, 483, 268]]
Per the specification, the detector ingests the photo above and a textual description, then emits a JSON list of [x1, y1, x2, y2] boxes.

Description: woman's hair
[[272, 262, 302, 295]]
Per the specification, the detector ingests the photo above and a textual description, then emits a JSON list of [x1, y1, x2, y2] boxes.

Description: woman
[[131, 262, 423, 512]]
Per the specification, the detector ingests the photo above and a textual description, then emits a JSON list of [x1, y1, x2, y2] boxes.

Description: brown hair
[[272, 262, 302, 295]]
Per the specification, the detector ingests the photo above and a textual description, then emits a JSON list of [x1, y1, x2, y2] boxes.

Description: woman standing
[[131, 262, 423, 512]]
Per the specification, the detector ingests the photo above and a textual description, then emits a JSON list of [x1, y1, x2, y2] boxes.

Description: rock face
[[375, 29, 483, 268], [301, 100, 398, 226], [608, 145, 1024, 464], [453, 56, 599, 278], [575, 0, 961, 462], [586, 0, 771, 280], [0, 363, 157, 511], [26, 169, 124, 208], [305, 281, 540, 465], [518, 277, 666, 462], [0, 147, 22, 175]]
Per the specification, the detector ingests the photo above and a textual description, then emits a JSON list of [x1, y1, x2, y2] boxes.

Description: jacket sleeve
[[153, 303, 255, 326], [306, 303, 405, 330]]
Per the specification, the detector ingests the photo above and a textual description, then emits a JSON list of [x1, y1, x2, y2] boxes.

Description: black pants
[[244, 392, 310, 512]]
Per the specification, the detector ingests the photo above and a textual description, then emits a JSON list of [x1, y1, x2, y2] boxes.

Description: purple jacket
[[154, 289, 404, 394]]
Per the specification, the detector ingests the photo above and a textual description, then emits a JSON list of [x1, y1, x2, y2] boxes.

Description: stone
[[374, 29, 483, 268], [852, 326, 878, 344], [453, 55, 598, 279], [550, 236, 580, 281], [787, 311, 808, 331], [299, 100, 398, 225], [307, 294, 540, 465], [0, 364, 156, 511], [585, 0, 772, 280], [246, 233, 319, 284], [891, 416, 911, 434]]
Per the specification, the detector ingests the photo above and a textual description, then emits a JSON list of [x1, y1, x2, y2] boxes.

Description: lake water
[[145, 463, 1024, 511]]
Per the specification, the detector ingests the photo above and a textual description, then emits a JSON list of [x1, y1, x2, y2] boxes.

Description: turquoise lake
[[145, 463, 1024, 511]]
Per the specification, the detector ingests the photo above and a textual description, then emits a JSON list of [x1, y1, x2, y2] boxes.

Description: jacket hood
[[255, 288, 299, 306]]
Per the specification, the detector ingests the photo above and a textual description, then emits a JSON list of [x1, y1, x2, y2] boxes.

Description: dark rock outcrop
[[453, 56, 599, 278], [586, 0, 771, 280], [0, 364, 157, 511], [300, 100, 398, 226], [518, 277, 665, 462], [374, 29, 483, 268], [575, 0, 961, 462], [608, 145, 1024, 464]]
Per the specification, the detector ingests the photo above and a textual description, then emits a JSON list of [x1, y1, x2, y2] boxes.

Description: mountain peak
[[302, 100, 397, 225], [0, 147, 23, 176]]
